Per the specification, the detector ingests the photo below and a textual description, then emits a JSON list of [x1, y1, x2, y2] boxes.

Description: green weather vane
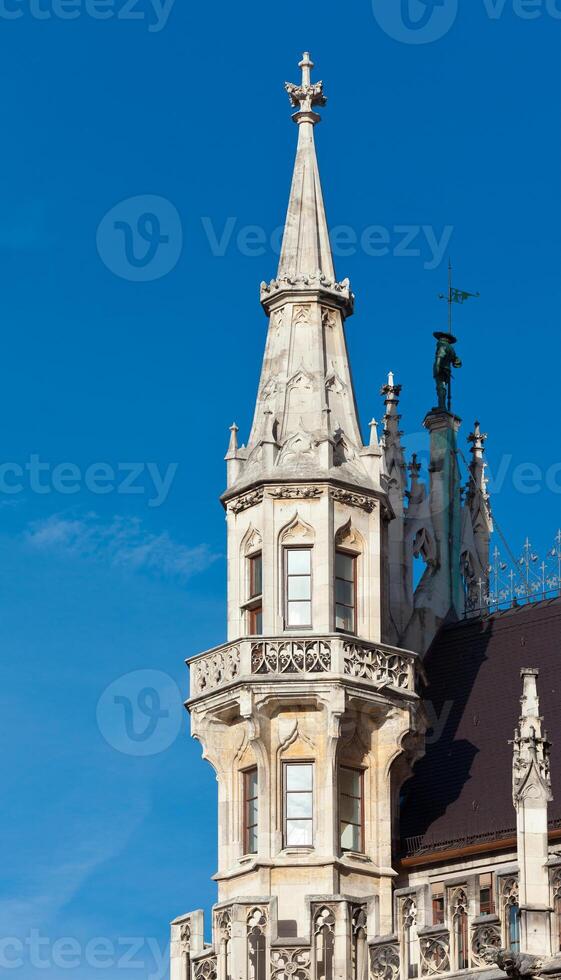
[[433, 261, 480, 412], [439, 259, 480, 334]]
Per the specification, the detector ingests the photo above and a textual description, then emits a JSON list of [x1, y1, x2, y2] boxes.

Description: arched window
[[351, 906, 367, 980], [402, 898, 419, 979], [314, 906, 335, 980], [502, 878, 520, 953], [451, 888, 469, 971], [247, 907, 267, 980]]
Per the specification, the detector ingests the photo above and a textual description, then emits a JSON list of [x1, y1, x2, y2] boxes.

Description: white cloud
[[24, 513, 218, 583]]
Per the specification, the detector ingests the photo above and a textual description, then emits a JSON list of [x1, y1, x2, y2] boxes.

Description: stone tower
[[170, 54, 425, 980]]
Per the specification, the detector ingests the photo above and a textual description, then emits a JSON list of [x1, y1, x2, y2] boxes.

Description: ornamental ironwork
[[466, 533, 561, 616], [251, 639, 331, 675], [344, 642, 411, 689]]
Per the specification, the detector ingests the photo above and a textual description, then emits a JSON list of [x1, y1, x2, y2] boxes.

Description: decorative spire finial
[[285, 51, 327, 123], [226, 422, 239, 456], [511, 668, 552, 805], [369, 418, 379, 447]]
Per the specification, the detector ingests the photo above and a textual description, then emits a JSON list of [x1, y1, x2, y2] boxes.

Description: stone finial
[[285, 52, 327, 121], [468, 420, 487, 458], [511, 668, 552, 805], [226, 422, 239, 457], [369, 418, 379, 448]]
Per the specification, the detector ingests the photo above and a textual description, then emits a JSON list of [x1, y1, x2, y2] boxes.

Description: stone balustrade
[[187, 634, 417, 701]]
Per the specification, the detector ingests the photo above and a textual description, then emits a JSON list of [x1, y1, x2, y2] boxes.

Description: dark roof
[[400, 597, 561, 857]]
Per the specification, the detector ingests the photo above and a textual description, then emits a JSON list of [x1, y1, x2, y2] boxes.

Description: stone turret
[[171, 53, 425, 980]]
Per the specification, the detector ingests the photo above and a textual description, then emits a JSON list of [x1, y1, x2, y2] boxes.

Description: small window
[[246, 553, 263, 636], [508, 903, 520, 952], [248, 606, 263, 635], [285, 549, 312, 628], [340, 767, 363, 852], [249, 553, 262, 598], [480, 873, 494, 915], [284, 762, 313, 847], [335, 551, 356, 633], [243, 768, 258, 855], [431, 883, 444, 925]]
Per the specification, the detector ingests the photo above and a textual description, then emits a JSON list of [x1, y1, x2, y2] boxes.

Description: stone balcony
[[187, 634, 419, 704]]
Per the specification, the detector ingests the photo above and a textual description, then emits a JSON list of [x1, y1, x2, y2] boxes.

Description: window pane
[[336, 604, 354, 632], [341, 768, 361, 797], [336, 552, 354, 580], [247, 826, 257, 854], [288, 601, 311, 626], [340, 794, 361, 824], [247, 769, 258, 797], [247, 797, 258, 825], [286, 764, 313, 791], [286, 819, 313, 846], [336, 578, 354, 605], [286, 792, 313, 819], [288, 576, 311, 600], [341, 821, 360, 851], [250, 554, 262, 597], [287, 549, 311, 574]]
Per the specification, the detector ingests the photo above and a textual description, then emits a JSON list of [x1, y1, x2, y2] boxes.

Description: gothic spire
[[277, 52, 334, 283], [380, 372, 407, 497], [225, 55, 379, 497]]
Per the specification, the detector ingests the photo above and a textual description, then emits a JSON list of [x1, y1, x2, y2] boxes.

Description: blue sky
[[1, 0, 560, 976]]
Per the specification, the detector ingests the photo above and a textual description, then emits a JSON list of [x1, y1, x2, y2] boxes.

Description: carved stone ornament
[[252, 639, 331, 675], [492, 951, 544, 979], [179, 921, 191, 951], [271, 947, 311, 980], [329, 487, 376, 513], [193, 955, 217, 980], [420, 935, 450, 977], [230, 488, 264, 515], [268, 486, 323, 500], [370, 943, 400, 980], [344, 642, 412, 690], [193, 646, 241, 695], [321, 306, 337, 329], [471, 923, 501, 967]]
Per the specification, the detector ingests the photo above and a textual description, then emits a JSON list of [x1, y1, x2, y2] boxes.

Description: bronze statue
[[433, 331, 462, 411]]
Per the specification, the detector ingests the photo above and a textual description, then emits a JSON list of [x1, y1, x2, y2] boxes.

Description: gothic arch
[[279, 513, 315, 546], [335, 518, 364, 553]]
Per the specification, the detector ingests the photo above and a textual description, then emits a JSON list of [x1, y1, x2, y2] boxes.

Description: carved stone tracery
[[420, 936, 450, 976], [271, 947, 311, 980], [251, 638, 331, 674], [193, 955, 218, 980], [344, 642, 411, 689], [370, 943, 400, 980], [471, 923, 501, 966]]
